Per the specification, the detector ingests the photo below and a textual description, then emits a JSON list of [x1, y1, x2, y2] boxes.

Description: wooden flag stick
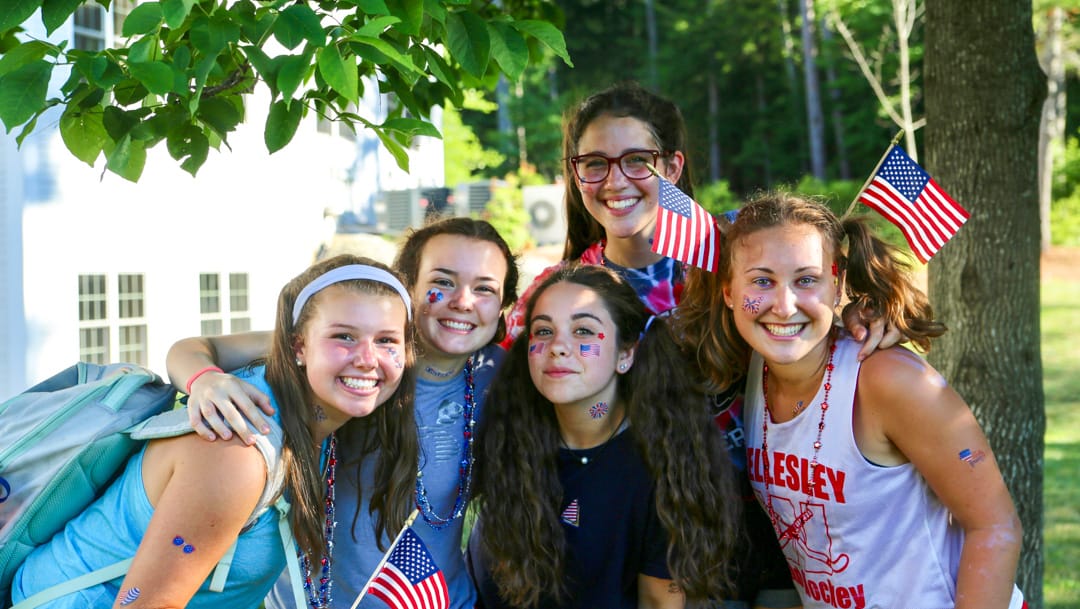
[[349, 508, 421, 609], [843, 129, 905, 219]]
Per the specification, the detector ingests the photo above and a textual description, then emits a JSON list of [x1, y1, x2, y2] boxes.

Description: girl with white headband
[[11, 255, 417, 608], [164, 217, 518, 609]]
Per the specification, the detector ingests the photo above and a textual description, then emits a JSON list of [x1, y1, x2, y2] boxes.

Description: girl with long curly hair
[[469, 263, 741, 609], [676, 193, 1025, 609]]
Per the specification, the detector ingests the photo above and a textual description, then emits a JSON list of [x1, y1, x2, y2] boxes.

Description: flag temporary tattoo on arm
[[118, 587, 141, 605], [959, 448, 986, 468]]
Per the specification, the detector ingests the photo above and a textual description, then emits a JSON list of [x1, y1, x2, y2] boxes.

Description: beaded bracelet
[[185, 366, 224, 395]]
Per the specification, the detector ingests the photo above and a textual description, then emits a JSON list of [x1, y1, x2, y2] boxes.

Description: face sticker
[[579, 343, 600, 358], [426, 289, 444, 304], [588, 401, 610, 419], [172, 535, 195, 554], [742, 295, 763, 314], [313, 405, 328, 422], [119, 587, 141, 606], [528, 341, 546, 357], [386, 347, 403, 369], [597, 333, 605, 341], [959, 448, 986, 468], [832, 262, 839, 285]]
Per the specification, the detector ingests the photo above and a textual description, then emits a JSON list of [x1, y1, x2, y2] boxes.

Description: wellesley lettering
[[746, 447, 848, 503]]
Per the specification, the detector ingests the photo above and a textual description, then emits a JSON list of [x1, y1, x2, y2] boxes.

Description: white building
[[0, 4, 444, 400]]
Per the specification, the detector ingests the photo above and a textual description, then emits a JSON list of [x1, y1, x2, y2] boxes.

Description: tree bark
[[799, 0, 827, 179], [820, 15, 850, 180], [924, 2, 1046, 606], [1038, 6, 1065, 252]]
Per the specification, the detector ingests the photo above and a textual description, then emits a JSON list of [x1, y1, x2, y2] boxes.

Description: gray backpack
[[0, 362, 305, 608]]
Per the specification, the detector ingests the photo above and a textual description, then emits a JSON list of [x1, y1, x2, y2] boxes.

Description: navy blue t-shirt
[[468, 429, 669, 609]]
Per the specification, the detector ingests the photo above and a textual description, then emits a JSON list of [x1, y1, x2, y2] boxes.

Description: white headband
[[292, 265, 413, 325]]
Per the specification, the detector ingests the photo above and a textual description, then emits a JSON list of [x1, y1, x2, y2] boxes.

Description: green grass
[[1043, 277, 1080, 609]]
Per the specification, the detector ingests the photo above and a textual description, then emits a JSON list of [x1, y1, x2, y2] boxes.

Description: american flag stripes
[[561, 499, 580, 527], [857, 146, 970, 263], [651, 176, 720, 272], [367, 529, 449, 609], [579, 344, 600, 358]]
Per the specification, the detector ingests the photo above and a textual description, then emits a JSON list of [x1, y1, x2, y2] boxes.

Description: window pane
[[201, 319, 223, 336], [200, 273, 220, 314], [119, 325, 147, 366], [230, 317, 251, 333], [229, 273, 249, 311], [79, 327, 110, 364], [118, 273, 144, 318], [78, 274, 107, 321]]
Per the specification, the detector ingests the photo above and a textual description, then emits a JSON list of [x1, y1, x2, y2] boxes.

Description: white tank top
[[744, 335, 969, 609]]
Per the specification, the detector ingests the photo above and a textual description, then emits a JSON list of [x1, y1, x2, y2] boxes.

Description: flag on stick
[[352, 510, 449, 609], [855, 145, 970, 263], [651, 176, 720, 272]]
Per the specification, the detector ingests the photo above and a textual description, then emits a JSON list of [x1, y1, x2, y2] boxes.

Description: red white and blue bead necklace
[[415, 355, 476, 529], [300, 433, 337, 609]]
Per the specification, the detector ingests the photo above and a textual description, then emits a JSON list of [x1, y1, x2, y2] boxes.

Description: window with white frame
[[316, 102, 358, 142], [200, 272, 250, 336], [77, 272, 148, 365], [73, 3, 106, 51]]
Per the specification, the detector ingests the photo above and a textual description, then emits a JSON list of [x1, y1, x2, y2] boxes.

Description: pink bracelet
[[185, 366, 224, 394]]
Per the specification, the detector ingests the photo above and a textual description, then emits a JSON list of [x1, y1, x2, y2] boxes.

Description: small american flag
[[579, 343, 600, 358], [857, 146, 970, 263], [561, 499, 580, 527], [652, 176, 720, 272], [367, 529, 449, 609]]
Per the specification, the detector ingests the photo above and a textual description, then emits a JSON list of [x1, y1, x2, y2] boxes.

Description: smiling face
[[526, 281, 634, 409], [294, 285, 408, 431], [414, 233, 508, 363], [722, 223, 841, 368], [574, 114, 684, 248]]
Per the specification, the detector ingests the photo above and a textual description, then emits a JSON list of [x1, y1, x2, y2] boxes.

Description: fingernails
[[261, 426, 271, 434]]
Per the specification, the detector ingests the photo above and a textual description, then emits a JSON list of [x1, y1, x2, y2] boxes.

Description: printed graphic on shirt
[[418, 398, 464, 463], [561, 499, 580, 527]]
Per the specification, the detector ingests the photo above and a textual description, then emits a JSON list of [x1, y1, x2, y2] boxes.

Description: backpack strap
[[10, 559, 132, 609]]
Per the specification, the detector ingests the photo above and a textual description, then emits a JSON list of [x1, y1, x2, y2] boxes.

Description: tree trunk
[[1038, 6, 1065, 253], [924, 2, 1046, 606], [820, 15, 850, 180], [799, 0, 826, 179], [644, 0, 658, 90], [707, 69, 723, 182]]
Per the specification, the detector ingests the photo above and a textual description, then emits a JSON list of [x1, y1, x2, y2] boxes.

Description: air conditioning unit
[[377, 189, 423, 234], [523, 184, 567, 246]]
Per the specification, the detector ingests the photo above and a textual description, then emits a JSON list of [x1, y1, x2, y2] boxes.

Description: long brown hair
[[264, 254, 418, 558], [677, 192, 946, 392], [473, 264, 739, 607], [561, 82, 694, 261]]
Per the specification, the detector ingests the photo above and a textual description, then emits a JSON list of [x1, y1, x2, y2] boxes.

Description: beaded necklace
[[415, 355, 475, 530], [760, 341, 836, 526], [300, 433, 337, 609]]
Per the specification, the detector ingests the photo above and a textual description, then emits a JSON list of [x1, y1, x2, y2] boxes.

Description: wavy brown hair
[[264, 254, 418, 558], [473, 263, 740, 607], [561, 81, 694, 261], [394, 216, 520, 344], [677, 192, 947, 392]]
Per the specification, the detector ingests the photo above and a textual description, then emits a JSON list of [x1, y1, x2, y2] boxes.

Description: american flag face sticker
[[580, 343, 600, 358], [742, 295, 763, 314], [529, 341, 546, 357], [561, 499, 580, 527]]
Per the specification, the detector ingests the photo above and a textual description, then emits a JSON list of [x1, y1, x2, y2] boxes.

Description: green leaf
[[60, 109, 107, 165], [488, 21, 527, 81], [242, 45, 278, 96], [386, 0, 422, 36], [128, 61, 174, 95], [446, 11, 490, 78], [422, 0, 446, 25], [105, 134, 147, 182], [350, 36, 422, 76], [161, 0, 196, 29], [128, 35, 159, 63], [0, 0, 40, 36], [15, 110, 41, 146], [191, 15, 239, 56], [166, 124, 209, 176], [316, 44, 358, 105], [357, 0, 390, 14], [113, 78, 149, 106], [511, 20, 573, 67], [354, 15, 400, 38], [0, 60, 52, 132], [382, 116, 440, 138], [103, 106, 140, 140], [371, 125, 409, 172], [0, 40, 53, 78], [276, 51, 313, 103], [274, 4, 324, 50], [122, 2, 164, 37], [264, 98, 303, 153], [41, 0, 84, 35], [197, 97, 241, 137]]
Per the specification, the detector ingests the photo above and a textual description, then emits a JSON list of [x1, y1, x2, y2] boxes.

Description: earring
[[295, 357, 303, 367], [618, 363, 627, 371]]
